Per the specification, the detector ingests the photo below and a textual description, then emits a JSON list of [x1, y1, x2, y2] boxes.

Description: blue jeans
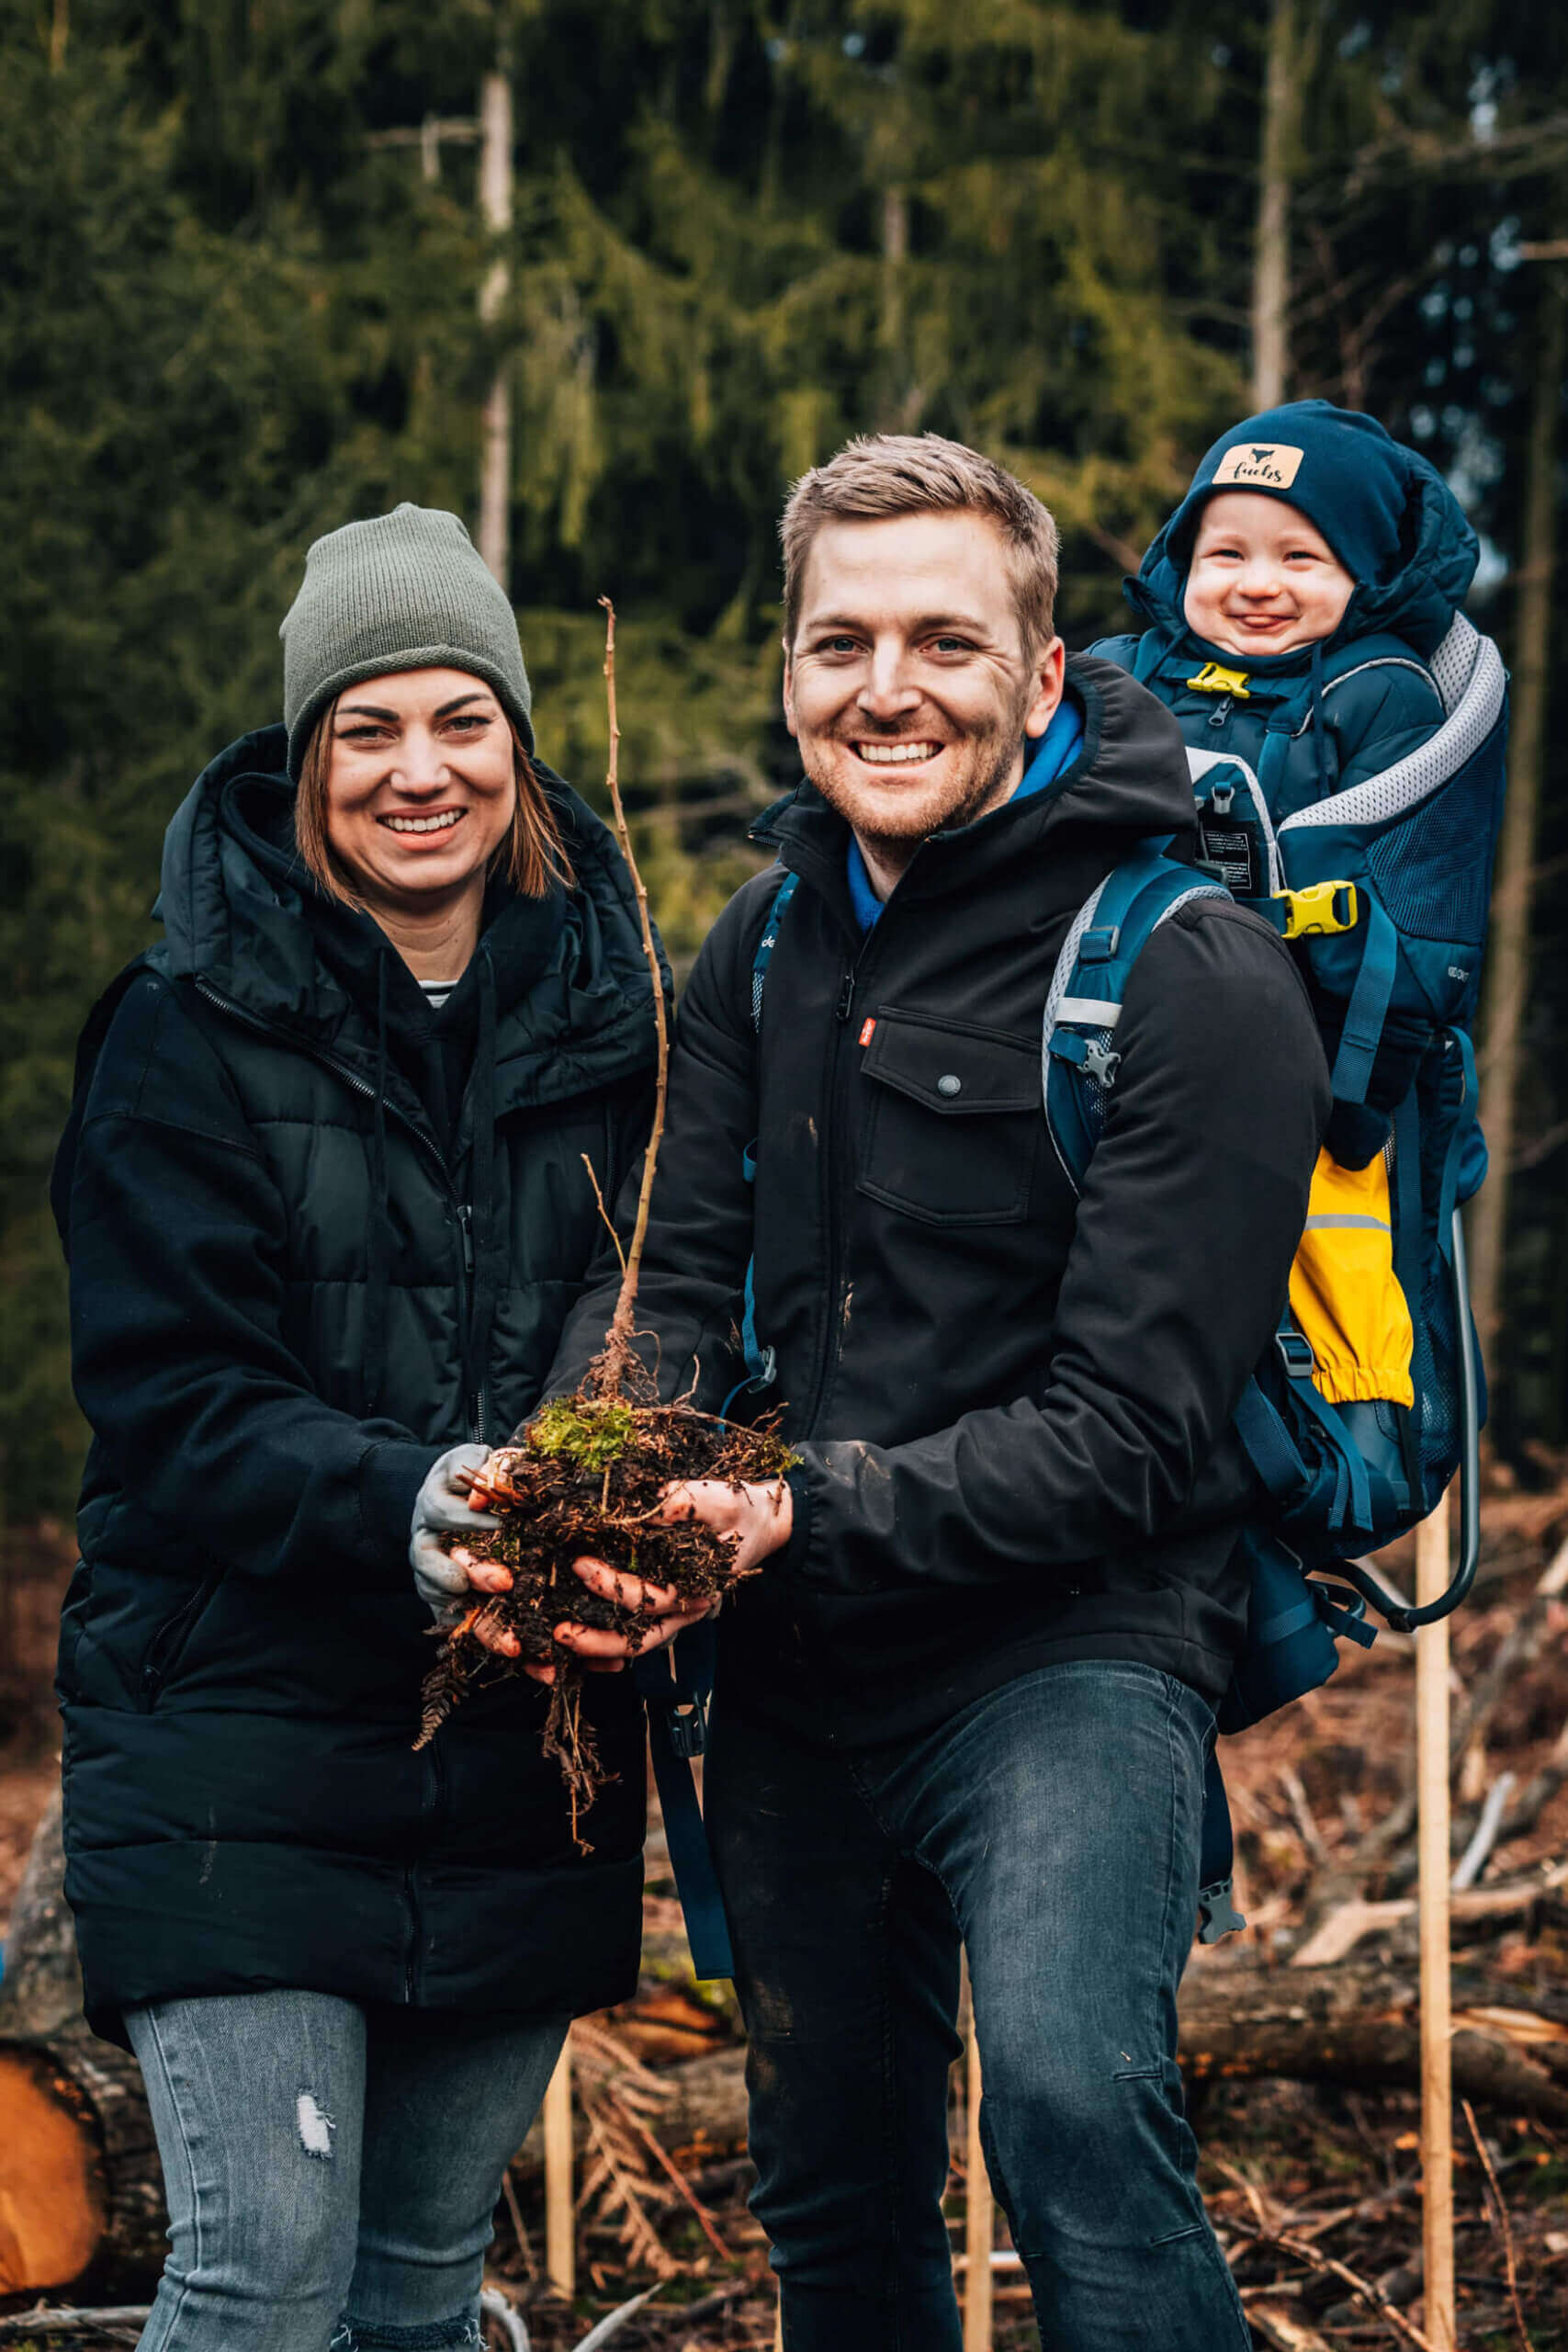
[[126, 1991, 566, 2352], [705, 1660, 1249, 2352]]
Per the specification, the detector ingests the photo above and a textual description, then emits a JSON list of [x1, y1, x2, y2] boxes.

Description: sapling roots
[[414, 599, 793, 1843], [414, 1391, 794, 1833]]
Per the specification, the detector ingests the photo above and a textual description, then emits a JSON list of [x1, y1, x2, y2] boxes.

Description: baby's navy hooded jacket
[[1091, 401, 1481, 826]]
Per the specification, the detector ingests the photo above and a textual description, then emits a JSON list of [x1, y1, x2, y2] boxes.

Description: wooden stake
[[544, 2031, 575, 2300], [1416, 1493, 1456, 2352], [963, 1970, 994, 2352]]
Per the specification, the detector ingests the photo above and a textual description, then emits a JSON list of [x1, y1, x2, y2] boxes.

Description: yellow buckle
[[1277, 881, 1359, 939], [1185, 661, 1251, 697]]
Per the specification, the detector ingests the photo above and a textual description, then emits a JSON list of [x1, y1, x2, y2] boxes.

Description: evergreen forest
[[5, 0, 1567, 1531]]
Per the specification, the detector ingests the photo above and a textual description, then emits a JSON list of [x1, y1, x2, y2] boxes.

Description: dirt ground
[[3, 1490, 1565, 2352]]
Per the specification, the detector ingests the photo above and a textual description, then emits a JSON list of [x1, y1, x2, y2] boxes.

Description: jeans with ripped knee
[[706, 1659, 1250, 2352], [126, 1989, 565, 2352]]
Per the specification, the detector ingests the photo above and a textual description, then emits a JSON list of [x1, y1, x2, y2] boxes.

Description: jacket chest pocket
[[857, 1012, 1041, 1227]]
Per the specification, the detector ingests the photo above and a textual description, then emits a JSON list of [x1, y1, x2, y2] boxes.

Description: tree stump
[[0, 1786, 166, 2298]]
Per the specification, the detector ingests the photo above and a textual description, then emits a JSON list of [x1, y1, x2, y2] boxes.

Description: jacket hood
[[152, 723, 660, 1111], [753, 656, 1198, 907], [1127, 401, 1479, 663]]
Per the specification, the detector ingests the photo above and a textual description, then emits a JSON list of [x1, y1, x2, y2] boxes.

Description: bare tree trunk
[[477, 56, 514, 588], [1469, 271, 1565, 1363], [880, 185, 910, 430], [1252, 0, 1297, 409]]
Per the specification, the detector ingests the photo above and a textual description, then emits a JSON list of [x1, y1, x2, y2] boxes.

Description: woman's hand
[[410, 1444, 510, 1616]]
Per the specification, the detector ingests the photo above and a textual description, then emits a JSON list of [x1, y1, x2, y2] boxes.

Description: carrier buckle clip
[[668, 1701, 708, 1760], [1197, 1876, 1247, 1942], [1277, 880, 1359, 940], [1276, 1330, 1317, 1382], [1187, 662, 1251, 699]]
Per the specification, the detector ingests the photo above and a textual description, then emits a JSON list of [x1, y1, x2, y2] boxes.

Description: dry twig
[[592, 596, 669, 1399], [1461, 2098, 1535, 2352], [1225, 2213, 1438, 2352]]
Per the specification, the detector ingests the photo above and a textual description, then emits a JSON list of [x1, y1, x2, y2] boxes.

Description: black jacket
[[53, 726, 658, 2041], [553, 658, 1330, 1747]]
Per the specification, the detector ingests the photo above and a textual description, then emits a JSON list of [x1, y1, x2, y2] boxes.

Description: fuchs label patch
[[1213, 442, 1304, 490]]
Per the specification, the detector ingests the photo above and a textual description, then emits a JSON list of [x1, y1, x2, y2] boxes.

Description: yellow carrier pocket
[[1289, 1149, 1416, 1408]]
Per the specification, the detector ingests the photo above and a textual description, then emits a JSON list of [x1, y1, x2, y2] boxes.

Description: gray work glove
[[411, 1443, 502, 1621]]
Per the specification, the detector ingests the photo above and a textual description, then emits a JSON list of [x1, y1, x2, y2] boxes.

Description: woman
[[52, 504, 669, 2352]]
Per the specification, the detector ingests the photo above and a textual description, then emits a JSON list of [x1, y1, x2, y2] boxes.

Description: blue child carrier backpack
[[1047, 613, 1506, 1935]]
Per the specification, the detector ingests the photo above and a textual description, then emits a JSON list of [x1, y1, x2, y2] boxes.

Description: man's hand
[[544, 1477, 795, 1681], [660, 1476, 795, 1575], [538, 1560, 715, 1685]]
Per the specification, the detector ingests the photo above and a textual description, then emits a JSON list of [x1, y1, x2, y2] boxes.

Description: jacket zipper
[[456, 1207, 486, 1443], [797, 921, 886, 1436], [194, 980, 486, 1442], [141, 1572, 221, 1705]]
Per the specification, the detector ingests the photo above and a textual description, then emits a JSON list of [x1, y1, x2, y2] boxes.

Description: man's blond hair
[[780, 433, 1060, 655]]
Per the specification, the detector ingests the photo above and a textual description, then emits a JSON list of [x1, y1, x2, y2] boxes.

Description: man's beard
[[801, 701, 1032, 869]]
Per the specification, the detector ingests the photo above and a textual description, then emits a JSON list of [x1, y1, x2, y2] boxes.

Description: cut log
[[1176, 1964, 1568, 2125], [0, 2031, 165, 2296], [0, 1789, 166, 2298], [503, 1955, 1568, 2189]]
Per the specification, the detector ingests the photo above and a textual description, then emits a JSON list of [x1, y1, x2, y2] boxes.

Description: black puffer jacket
[[52, 725, 658, 2043], [552, 659, 1330, 1747]]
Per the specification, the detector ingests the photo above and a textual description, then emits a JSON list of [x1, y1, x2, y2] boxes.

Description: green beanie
[[279, 503, 534, 778]]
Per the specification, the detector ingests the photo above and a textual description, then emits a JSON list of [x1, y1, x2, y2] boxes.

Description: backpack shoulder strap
[[750, 870, 799, 1034], [1043, 846, 1230, 1193]]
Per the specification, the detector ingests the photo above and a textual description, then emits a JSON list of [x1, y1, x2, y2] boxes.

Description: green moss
[[527, 1396, 637, 1471]]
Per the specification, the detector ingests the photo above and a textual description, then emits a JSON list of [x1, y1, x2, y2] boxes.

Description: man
[[468, 436, 1327, 2347]]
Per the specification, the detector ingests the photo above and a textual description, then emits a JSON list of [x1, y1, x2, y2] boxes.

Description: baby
[[1093, 399, 1482, 1154], [1094, 399, 1478, 822]]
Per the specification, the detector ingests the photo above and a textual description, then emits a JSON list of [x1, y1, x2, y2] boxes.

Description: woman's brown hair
[[293, 695, 574, 904]]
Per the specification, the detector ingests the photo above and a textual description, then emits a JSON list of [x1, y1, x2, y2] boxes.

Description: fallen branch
[[1291, 1855, 1568, 1966], [1461, 2099, 1534, 2352], [0, 2312, 150, 2346], [1452, 1771, 1517, 1890], [1225, 2215, 1437, 2352]]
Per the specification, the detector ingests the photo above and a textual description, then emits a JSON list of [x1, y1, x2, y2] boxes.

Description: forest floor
[[3, 1482, 1565, 2352]]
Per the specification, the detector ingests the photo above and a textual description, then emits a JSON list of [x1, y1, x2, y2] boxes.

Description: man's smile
[[850, 740, 944, 765]]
